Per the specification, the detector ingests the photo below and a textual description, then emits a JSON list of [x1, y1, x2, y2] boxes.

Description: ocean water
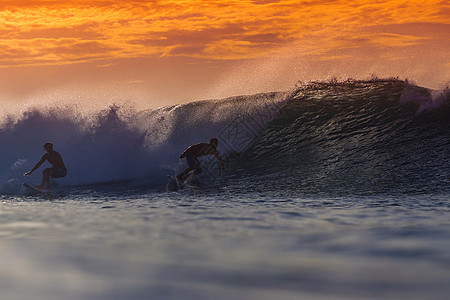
[[0, 79, 449, 299]]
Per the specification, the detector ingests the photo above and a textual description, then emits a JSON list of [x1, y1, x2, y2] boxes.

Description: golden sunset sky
[[0, 0, 448, 108]]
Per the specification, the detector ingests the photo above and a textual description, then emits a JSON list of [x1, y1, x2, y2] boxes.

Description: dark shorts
[[186, 153, 199, 168], [50, 168, 67, 178]]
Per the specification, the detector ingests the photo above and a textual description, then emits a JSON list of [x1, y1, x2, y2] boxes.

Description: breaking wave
[[0, 78, 448, 195]]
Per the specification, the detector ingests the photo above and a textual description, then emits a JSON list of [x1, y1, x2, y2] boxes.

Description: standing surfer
[[177, 138, 226, 183], [24, 142, 67, 190]]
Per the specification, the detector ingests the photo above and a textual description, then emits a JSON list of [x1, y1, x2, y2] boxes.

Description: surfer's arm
[[180, 146, 192, 159], [214, 152, 226, 171], [24, 155, 47, 175]]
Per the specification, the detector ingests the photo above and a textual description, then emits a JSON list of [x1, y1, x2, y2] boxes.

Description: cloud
[[0, 0, 447, 67]]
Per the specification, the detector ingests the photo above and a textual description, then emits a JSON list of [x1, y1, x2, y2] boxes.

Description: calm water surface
[[1, 188, 449, 300]]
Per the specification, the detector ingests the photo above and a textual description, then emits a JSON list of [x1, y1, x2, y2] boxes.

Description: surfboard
[[23, 183, 50, 193], [166, 175, 183, 191]]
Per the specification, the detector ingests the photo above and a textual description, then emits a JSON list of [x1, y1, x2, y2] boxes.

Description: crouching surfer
[[176, 138, 226, 184], [24, 142, 67, 190]]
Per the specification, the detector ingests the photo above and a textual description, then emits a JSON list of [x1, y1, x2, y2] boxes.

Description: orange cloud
[[0, 0, 448, 67]]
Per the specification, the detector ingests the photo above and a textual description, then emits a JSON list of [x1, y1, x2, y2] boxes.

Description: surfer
[[24, 142, 67, 189], [176, 138, 226, 183]]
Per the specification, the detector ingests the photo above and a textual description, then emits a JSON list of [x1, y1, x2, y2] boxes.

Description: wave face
[[0, 78, 448, 195], [238, 79, 450, 195]]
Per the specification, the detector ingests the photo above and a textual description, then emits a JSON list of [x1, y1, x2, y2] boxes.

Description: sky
[[0, 0, 448, 110]]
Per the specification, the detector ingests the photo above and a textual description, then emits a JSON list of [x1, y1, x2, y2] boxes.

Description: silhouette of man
[[24, 142, 67, 189], [177, 138, 226, 183]]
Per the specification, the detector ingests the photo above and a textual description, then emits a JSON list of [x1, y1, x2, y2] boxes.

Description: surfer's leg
[[36, 168, 51, 189], [43, 168, 52, 188], [177, 166, 195, 182], [178, 165, 202, 184], [177, 154, 200, 181], [193, 165, 202, 175]]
